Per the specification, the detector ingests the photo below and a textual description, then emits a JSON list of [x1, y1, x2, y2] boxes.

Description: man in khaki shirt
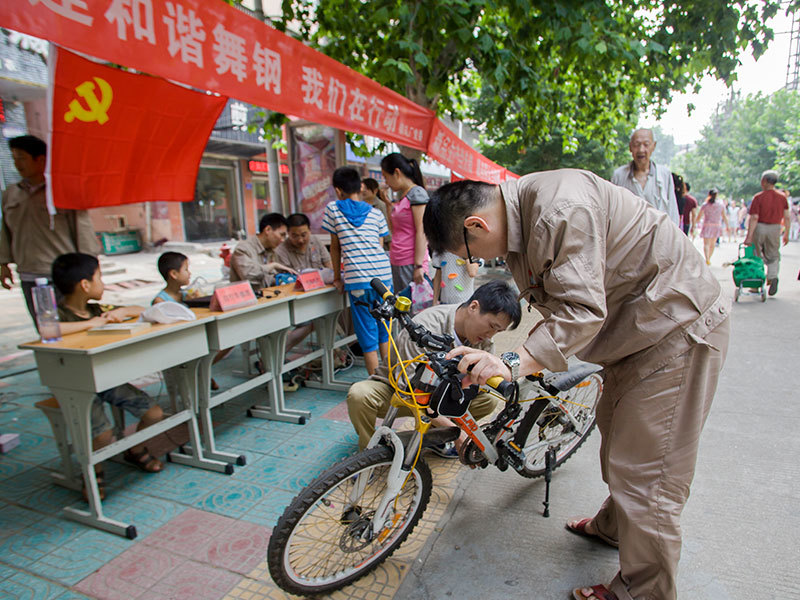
[[273, 213, 332, 272], [347, 280, 520, 451], [0, 135, 99, 324], [229, 212, 296, 287], [423, 170, 730, 600]]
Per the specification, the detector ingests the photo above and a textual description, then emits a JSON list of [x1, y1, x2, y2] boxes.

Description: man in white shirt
[[611, 129, 679, 226]]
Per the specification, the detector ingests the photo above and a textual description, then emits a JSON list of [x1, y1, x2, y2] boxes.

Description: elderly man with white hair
[[611, 128, 680, 226], [744, 169, 790, 295]]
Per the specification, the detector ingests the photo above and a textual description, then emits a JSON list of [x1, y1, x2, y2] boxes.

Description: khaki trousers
[[593, 317, 730, 600], [347, 379, 498, 450], [752, 222, 782, 280]]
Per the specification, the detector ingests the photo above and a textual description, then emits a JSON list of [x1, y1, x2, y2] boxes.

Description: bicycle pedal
[[497, 439, 526, 472]]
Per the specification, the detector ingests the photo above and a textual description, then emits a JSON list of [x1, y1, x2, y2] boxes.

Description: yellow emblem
[[64, 77, 113, 125]]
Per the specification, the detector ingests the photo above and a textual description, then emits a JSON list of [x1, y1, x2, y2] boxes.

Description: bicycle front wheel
[[267, 446, 432, 596], [513, 373, 602, 478]]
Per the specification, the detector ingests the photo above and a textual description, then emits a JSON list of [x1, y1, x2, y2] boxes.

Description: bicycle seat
[[544, 362, 603, 392]]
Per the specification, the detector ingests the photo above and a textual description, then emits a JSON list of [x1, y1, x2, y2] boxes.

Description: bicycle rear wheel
[[513, 373, 602, 478], [267, 445, 432, 596]]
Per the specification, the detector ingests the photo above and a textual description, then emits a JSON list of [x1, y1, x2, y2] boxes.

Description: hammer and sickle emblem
[[64, 77, 113, 125]]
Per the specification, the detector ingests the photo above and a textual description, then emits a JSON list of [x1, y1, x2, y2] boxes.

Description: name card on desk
[[209, 282, 258, 312], [294, 271, 325, 292]]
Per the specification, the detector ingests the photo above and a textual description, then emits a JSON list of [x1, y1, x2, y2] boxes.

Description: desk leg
[[165, 359, 235, 475], [248, 329, 311, 423], [54, 389, 138, 539], [194, 353, 247, 466], [302, 312, 352, 392]]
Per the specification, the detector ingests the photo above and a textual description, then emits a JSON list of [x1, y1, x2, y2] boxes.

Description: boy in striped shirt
[[322, 167, 392, 375]]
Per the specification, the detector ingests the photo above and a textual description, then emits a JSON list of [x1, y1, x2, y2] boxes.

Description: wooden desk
[[19, 317, 231, 539]]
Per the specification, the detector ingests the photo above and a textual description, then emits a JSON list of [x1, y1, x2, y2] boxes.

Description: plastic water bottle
[[31, 278, 62, 343]]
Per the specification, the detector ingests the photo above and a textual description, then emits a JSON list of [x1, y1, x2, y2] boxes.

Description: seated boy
[[153, 251, 192, 304], [346, 280, 521, 455], [322, 166, 393, 375], [52, 253, 165, 499]]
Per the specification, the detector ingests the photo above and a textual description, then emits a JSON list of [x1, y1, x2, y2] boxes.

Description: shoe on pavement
[[427, 441, 459, 459], [768, 278, 778, 296]]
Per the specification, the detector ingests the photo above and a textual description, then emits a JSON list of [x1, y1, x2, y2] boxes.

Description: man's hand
[[446, 345, 511, 387], [1, 264, 13, 290], [333, 278, 344, 293], [268, 263, 299, 275], [783, 232, 790, 246]]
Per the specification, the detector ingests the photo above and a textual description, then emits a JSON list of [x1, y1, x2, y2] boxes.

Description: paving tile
[[0, 571, 71, 600], [267, 436, 347, 464], [0, 563, 17, 581], [229, 454, 299, 490], [146, 558, 241, 600], [0, 466, 53, 502], [0, 504, 44, 539], [320, 400, 351, 422], [75, 544, 181, 600], [242, 489, 297, 529], [94, 491, 184, 538], [192, 518, 271, 575], [0, 516, 85, 569], [17, 483, 84, 516], [141, 507, 231, 557], [53, 591, 93, 600], [235, 428, 296, 456], [28, 528, 131, 586], [6, 432, 59, 465], [143, 468, 230, 505], [0, 457, 33, 480], [194, 480, 269, 518], [298, 417, 355, 441]]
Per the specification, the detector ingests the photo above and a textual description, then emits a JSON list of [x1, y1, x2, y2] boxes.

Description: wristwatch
[[501, 351, 521, 381]]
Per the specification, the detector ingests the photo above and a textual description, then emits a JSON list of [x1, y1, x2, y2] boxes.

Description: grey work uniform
[[229, 235, 278, 287], [501, 170, 730, 600]]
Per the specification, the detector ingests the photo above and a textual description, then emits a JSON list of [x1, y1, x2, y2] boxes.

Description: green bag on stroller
[[732, 246, 765, 289]]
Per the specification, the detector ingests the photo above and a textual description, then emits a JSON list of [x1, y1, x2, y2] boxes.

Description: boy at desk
[[51, 252, 165, 499]]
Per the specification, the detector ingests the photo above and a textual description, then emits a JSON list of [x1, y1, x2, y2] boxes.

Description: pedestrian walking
[[744, 170, 790, 295], [698, 188, 728, 265]]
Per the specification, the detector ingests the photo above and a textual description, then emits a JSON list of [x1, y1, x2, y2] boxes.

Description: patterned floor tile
[[17, 483, 85, 517], [75, 544, 182, 600], [93, 491, 185, 538], [144, 468, 230, 505], [267, 437, 348, 464], [141, 507, 231, 557], [193, 518, 271, 575], [0, 563, 17, 581], [146, 558, 241, 600], [241, 489, 297, 529], [6, 433, 59, 465], [28, 528, 131, 585], [1, 412, 57, 438], [0, 466, 53, 502], [320, 400, 350, 422], [0, 457, 34, 479], [0, 571, 71, 600], [0, 504, 44, 539], [235, 428, 296, 456], [230, 455, 300, 490], [0, 517, 85, 569], [53, 591, 93, 600], [297, 417, 355, 441], [194, 480, 269, 518]]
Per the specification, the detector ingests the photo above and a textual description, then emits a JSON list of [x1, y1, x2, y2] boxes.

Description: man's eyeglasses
[[463, 227, 480, 265]]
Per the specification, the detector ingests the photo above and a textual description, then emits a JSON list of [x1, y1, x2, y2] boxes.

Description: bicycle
[[267, 279, 603, 596]]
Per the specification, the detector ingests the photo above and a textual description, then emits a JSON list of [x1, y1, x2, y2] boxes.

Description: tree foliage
[[276, 0, 780, 161], [671, 89, 800, 200]]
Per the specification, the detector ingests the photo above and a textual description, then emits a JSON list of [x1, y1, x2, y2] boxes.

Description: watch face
[[502, 352, 520, 365]]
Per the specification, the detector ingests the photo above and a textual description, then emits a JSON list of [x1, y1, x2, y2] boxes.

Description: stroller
[[732, 244, 767, 302]]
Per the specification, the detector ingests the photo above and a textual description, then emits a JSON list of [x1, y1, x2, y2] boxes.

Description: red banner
[[2, 0, 516, 186], [47, 47, 227, 208]]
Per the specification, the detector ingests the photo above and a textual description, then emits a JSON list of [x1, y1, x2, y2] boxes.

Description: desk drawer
[[292, 292, 344, 324]]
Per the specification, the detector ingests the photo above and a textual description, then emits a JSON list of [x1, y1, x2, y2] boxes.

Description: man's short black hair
[[332, 167, 362, 195], [685, 182, 691, 192], [157, 252, 188, 281], [9, 135, 47, 158], [423, 180, 494, 255], [362, 178, 380, 193], [259, 212, 288, 233], [461, 280, 521, 330], [51, 253, 99, 295], [286, 213, 310, 229]]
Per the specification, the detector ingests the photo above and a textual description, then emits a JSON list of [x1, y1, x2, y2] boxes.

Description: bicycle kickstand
[[542, 447, 557, 518]]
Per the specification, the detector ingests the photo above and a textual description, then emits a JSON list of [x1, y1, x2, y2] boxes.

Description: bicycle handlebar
[[369, 278, 516, 401]]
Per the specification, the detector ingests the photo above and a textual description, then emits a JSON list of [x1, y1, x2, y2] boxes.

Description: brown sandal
[[124, 447, 163, 473], [81, 468, 106, 502]]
